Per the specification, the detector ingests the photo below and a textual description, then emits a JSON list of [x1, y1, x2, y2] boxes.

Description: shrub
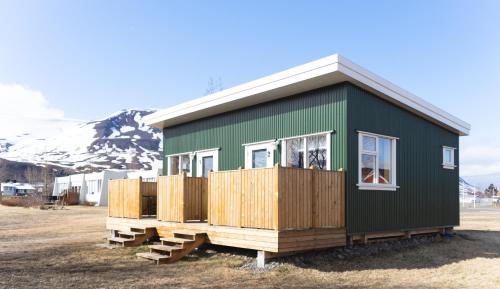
[[0, 195, 45, 208]]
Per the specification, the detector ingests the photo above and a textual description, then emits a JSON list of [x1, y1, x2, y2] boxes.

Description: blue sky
[[0, 0, 499, 176]]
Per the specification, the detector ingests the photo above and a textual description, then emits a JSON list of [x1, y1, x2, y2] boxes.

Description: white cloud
[[0, 83, 82, 140]]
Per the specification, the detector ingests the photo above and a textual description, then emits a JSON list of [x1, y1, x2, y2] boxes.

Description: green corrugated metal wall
[[345, 83, 460, 234], [163, 81, 460, 234], [163, 84, 348, 176]]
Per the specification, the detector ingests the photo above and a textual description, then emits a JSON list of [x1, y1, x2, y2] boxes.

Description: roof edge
[[145, 54, 470, 136]]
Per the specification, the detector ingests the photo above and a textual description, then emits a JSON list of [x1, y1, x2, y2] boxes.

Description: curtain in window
[[170, 156, 179, 175], [181, 155, 190, 174], [286, 138, 304, 168]]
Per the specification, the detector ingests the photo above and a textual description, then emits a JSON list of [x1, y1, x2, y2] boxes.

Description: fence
[[157, 175, 208, 222], [108, 178, 157, 219], [208, 165, 345, 230]]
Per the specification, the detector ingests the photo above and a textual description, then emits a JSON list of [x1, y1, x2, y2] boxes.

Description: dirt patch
[[0, 205, 499, 289]]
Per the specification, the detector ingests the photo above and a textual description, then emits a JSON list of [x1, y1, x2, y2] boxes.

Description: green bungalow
[[108, 54, 470, 266]]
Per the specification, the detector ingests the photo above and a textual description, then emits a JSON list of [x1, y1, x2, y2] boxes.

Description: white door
[[244, 142, 274, 169], [196, 150, 219, 177]]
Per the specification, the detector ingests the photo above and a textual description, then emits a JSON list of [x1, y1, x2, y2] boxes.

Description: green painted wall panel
[[345, 83, 460, 234], [163, 83, 348, 175]]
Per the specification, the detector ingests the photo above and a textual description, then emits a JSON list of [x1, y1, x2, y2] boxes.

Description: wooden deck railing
[[108, 178, 157, 219], [208, 165, 345, 230], [157, 175, 208, 222]]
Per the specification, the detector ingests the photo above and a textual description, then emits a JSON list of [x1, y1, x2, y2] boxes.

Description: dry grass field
[[0, 205, 499, 289]]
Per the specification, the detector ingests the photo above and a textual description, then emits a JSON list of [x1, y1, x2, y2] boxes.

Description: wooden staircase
[[136, 231, 206, 264], [107, 226, 156, 247]]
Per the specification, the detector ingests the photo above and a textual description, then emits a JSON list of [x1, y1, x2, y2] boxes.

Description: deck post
[[137, 177, 142, 219], [256, 250, 270, 268]]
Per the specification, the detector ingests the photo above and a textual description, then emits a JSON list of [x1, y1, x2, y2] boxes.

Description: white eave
[[144, 54, 470, 136]]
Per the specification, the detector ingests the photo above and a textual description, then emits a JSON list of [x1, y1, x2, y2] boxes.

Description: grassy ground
[[0, 205, 499, 289]]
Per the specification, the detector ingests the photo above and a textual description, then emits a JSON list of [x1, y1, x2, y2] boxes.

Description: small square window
[[443, 147, 456, 169]]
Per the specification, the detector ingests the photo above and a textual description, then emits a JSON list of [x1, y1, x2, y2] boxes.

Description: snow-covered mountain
[[0, 109, 162, 171]]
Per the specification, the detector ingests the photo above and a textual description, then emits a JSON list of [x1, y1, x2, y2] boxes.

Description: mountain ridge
[[0, 109, 162, 173]]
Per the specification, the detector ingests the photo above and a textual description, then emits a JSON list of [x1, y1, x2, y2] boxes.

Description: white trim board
[[144, 54, 470, 136]]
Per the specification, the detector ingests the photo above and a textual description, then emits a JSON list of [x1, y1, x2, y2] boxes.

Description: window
[[358, 132, 398, 191], [168, 153, 193, 176], [244, 141, 275, 169], [281, 132, 331, 170], [170, 156, 179, 175], [252, 149, 268, 168], [202, 156, 213, 177], [180, 155, 191, 174], [442, 146, 456, 170], [286, 138, 304, 168]]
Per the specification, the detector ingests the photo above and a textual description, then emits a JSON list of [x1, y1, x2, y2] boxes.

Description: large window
[[281, 132, 331, 170], [442, 146, 456, 170], [358, 132, 397, 191], [168, 153, 192, 176]]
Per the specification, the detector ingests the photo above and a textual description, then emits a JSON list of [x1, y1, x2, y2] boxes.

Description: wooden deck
[[107, 166, 347, 260], [107, 217, 346, 253]]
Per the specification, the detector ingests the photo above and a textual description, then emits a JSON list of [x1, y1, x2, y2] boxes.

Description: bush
[[0, 195, 45, 208]]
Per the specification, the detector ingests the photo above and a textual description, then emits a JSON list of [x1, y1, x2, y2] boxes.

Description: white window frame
[[166, 152, 194, 177], [357, 131, 398, 191], [243, 140, 276, 169], [196, 148, 219, 177], [442, 146, 456, 170], [280, 131, 332, 170]]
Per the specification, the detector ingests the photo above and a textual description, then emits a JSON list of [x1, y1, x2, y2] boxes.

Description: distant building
[[52, 166, 162, 206], [1, 182, 36, 196]]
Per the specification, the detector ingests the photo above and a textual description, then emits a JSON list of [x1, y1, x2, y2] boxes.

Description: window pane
[[181, 155, 191, 174], [307, 135, 327, 170], [378, 138, 392, 184], [361, 154, 376, 183], [444, 149, 453, 164], [252, 149, 268, 168], [170, 156, 179, 175], [286, 138, 304, 168], [362, 136, 376, 152], [202, 156, 213, 178]]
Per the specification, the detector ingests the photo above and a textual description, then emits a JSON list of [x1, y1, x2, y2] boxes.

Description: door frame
[[196, 149, 219, 177]]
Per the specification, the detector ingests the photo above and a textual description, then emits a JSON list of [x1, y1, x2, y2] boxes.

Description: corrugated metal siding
[[163, 81, 460, 235], [163, 84, 348, 176], [345, 83, 460, 234]]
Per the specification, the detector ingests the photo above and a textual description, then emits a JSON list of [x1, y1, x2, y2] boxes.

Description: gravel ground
[[0, 205, 499, 289]]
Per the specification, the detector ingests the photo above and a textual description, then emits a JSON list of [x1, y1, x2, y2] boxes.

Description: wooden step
[[172, 231, 200, 240], [108, 236, 134, 246], [130, 227, 147, 234], [160, 237, 195, 245], [149, 244, 182, 253], [118, 231, 143, 238], [136, 252, 170, 264]]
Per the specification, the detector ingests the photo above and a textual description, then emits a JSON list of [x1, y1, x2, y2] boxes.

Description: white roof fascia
[[336, 55, 471, 135], [145, 54, 470, 136]]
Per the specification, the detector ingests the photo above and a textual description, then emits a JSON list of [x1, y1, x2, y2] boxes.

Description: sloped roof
[[145, 54, 470, 136]]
